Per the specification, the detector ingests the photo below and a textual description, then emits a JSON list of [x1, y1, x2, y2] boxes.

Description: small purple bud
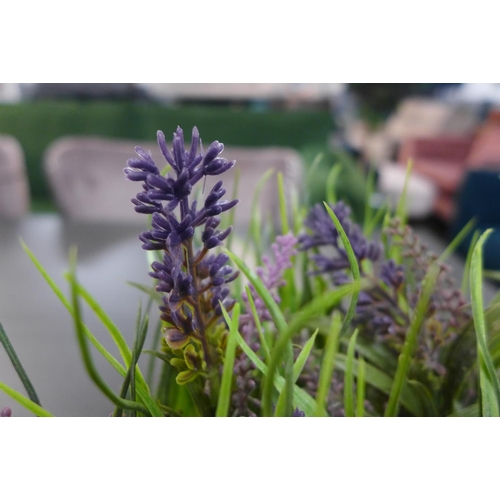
[[1, 407, 12, 417]]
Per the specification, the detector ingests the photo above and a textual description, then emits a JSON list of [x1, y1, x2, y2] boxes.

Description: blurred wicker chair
[[0, 134, 30, 218], [43, 136, 303, 231]]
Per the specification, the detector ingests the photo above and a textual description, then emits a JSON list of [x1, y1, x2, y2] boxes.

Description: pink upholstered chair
[[0, 134, 30, 218]]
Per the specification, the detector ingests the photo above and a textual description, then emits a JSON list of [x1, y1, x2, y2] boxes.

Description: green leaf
[[277, 171, 289, 235], [234, 331, 317, 417], [0, 322, 41, 406], [462, 230, 480, 296], [316, 312, 342, 416], [0, 380, 53, 417], [21, 240, 163, 417], [323, 202, 361, 338], [68, 248, 152, 416], [439, 217, 476, 263], [326, 163, 343, 205], [216, 303, 240, 417], [448, 404, 479, 417], [335, 354, 423, 416], [384, 262, 441, 416], [470, 229, 500, 416], [274, 328, 319, 416], [344, 329, 359, 417], [356, 357, 366, 417], [245, 285, 271, 363]]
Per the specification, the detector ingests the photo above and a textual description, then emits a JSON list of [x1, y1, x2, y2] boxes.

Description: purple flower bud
[[1, 407, 12, 417]]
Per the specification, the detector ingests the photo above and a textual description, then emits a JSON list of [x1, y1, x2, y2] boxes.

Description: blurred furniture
[[360, 97, 482, 165], [376, 162, 437, 219], [398, 110, 500, 222], [43, 136, 303, 231], [0, 134, 30, 218], [451, 170, 500, 270], [397, 135, 474, 221]]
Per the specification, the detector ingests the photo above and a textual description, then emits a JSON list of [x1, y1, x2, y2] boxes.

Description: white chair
[[0, 135, 30, 218]]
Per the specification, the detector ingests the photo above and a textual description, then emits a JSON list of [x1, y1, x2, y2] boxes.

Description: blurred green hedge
[[0, 101, 334, 205]]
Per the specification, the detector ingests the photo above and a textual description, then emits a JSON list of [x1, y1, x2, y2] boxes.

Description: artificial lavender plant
[[125, 127, 239, 398]]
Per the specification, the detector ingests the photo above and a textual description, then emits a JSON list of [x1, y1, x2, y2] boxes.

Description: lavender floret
[[125, 127, 239, 366]]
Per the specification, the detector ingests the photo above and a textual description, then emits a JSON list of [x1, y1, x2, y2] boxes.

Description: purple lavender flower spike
[[1, 407, 12, 417], [292, 407, 305, 417], [125, 127, 239, 368]]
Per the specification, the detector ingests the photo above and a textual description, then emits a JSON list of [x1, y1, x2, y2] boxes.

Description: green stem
[[0, 322, 41, 407]]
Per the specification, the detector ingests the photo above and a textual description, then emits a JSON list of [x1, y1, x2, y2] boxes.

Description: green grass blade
[[462, 230, 480, 296], [365, 199, 389, 239], [245, 285, 271, 363], [483, 270, 500, 282], [21, 239, 163, 417], [384, 262, 440, 416], [344, 329, 359, 417], [0, 380, 53, 417], [217, 303, 241, 417], [395, 158, 413, 228], [0, 322, 41, 406], [439, 217, 476, 263], [234, 331, 317, 416], [470, 229, 500, 416], [127, 281, 163, 303], [315, 311, 342, 416], [292, 329, 319, 382], [277, 171, 289, 235], [65, 276, 151, 395], [274, 328, 319, 416], [335, 353, 423, 416], [326, 163, 343, 205], [363, 166, 376, 232], [323, 202, 361, 337], [448, 404, 479, 417], [356, 356, 366, 417], [68, 249, 151, 416]]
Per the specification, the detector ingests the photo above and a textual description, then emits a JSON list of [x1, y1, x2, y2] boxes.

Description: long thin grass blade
[[274, 328, 319, 416], [245, 286, 271, 363], [68, 248, 152, 416], [439, 217, 476, 262], [335, 353, 422, 416], [470, 229, 500, 416], [384, 262, 440, 416], [0, 322, 41, 406], [217, 303, 241, 417], [462, 230, 480, 295], [315, 312, 342, 416], [326, 163, 343, 205], [344, 329, 359, 417], [234, 331, 317, 416], [356, 357, 366, 417], [0, 380, 53, 417], [21, 240, 163, 417], [323, 203, 361, 337]]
